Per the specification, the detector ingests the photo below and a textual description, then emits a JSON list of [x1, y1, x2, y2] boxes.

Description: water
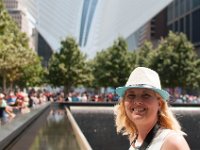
[[9, 107, 81, 150], [29, 109, 81, 150]]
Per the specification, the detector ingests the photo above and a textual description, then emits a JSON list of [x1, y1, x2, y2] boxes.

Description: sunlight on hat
[[116, 67, 169, 100]]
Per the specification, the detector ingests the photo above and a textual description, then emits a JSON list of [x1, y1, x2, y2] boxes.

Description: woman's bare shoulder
[[161, 131, 190, 150]]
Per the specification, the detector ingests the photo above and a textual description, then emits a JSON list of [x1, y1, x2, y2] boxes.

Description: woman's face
[[124, 88, 161, 126]]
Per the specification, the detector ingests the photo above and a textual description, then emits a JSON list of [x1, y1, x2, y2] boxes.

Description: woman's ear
[[158, 99, 162, 110]]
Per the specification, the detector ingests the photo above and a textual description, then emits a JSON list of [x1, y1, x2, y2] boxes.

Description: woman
[[114, 67, 190, 150]]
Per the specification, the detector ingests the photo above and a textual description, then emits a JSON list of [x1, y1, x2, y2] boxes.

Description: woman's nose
[[133, 96, 143, 104]]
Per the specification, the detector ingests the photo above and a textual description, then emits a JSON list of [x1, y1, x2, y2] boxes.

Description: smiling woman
[[114, 67, 190, 150], [124, 89, 160, 126]]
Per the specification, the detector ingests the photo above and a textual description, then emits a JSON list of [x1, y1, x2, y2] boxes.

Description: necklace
[[130, 124, 160, 150]]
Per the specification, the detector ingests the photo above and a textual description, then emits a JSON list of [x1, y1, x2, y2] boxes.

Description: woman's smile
[[132, 107, 146, 113]]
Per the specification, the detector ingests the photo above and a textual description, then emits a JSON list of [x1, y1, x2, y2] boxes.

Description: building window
[[193, 0, 200, 9], [192, 9, 200, 43], [175, 0, 179, 18], [168, 24, 173, 31], [180, 17, 184, 33], [180, 0, 185, 15], [167, 4, 173, 22], [186, 0, 191, 11], [175, 21, 179, 32], [185, 14, 191, 40]]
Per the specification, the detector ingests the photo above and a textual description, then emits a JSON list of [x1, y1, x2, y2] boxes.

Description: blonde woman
[[114, 67, 190, 150]]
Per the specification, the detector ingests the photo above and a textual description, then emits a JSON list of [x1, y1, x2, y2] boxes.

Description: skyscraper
[[167, 0, 200, 54], [3, 0, 37, 51]]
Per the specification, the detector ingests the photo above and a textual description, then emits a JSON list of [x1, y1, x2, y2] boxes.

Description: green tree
[[150, 31, 200, 90], [0, 0, 9, 34], [92, 37, 135, 89], [135, 41, 154, 67], [47, 37, 92, 94], [0, 2, 43, 91], [15, 56, 45, 88]]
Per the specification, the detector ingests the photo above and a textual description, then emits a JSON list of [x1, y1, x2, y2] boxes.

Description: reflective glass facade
[[167, 0, 200, 48]]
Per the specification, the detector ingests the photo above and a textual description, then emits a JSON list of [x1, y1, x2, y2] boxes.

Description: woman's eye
[[125, 93, 153, 101], [127, 94, 136, 100], [142, 94, 151, 99]]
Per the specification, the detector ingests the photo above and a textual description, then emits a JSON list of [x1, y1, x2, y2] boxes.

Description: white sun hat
[[116, 67, 169, 101]]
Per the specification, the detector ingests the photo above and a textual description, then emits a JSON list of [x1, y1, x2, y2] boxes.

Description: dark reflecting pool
[[7, 106, 81, 150], [29, 108, 81, 150]]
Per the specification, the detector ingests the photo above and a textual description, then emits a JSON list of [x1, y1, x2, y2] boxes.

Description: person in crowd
[[81, 93, 88, 102], [0, 93, 15, 124], [71, 92, 80, 102], [114, 67, 190, 150], [113, 93, 119, 101], [94, 95, 99, 102], [107, 93, 113, 102], [38, 92, 47, 104], [30, 92, 40, 106], [15, 92, 30, 114], [57, 92, 65, 102], [64, 92, 72, 102], [6, 91, 17, 106]]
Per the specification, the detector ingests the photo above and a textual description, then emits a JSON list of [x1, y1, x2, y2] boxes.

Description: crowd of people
[[0, 88, 121, 125], [55, 90, 200, 104], [54, 91, 119, 103], [172, 94, 200, 104], [0, 89, 51, 125], [1, 86, 199, 125]]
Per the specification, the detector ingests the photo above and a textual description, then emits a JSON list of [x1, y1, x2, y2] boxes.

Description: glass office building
[[167, 0, 200, 54]]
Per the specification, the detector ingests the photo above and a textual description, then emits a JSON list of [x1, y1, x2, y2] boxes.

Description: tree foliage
[[15, 56, 45, 87], [0, 1, 43, 91], [135, 41, 154, 67], [92, 37, 136, 88], [89, 30, 200, 94], [149, 31, 200, 89], [47, 37, 92, 94]]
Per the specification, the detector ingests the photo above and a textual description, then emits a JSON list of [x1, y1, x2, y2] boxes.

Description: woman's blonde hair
[[114, 94, 182, 140]]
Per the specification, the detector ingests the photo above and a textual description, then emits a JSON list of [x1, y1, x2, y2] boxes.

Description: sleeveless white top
[[129, 129, 180, 150]]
